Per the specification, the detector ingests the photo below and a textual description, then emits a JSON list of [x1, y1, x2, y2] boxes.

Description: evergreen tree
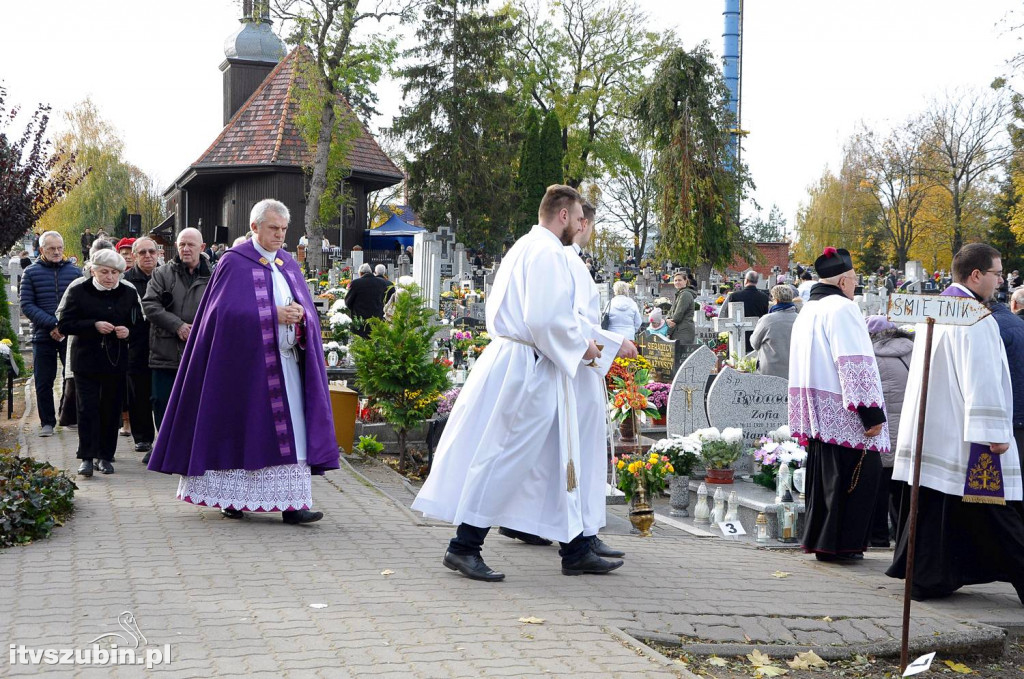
[[349, 285, 450, 473], [391, 0, 521, 252], [989, 175, 1023, 272], [538, 109, 564, 188], [514, 107, 542, 236]]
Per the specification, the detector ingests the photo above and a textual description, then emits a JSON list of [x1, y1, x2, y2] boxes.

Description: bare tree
[[917, 88, 1011, 256], [855, 123, 936, 269]]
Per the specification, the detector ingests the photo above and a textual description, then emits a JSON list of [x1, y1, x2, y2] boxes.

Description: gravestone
[[454, 242, 469, 279], [453, 316, 485, 331], [706, 366, 789, 473], [714, 302, 756, 358], [467, 302, 486, 320], [666, 345, 717, 437], [351, 249, 364, 270], [635, 333, 680, 383], [413, 232, 442, 310], [694, 309, 718, 346], [439, 298, 459, 318], [398, 254, 411, 277]]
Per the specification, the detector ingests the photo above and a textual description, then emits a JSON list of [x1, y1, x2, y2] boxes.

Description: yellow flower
[[0, 339, 11, 346], [666, 464, 674, 473], [617, 460, 626, 470]]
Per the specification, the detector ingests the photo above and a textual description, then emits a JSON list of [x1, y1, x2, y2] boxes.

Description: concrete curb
[[606, 626, 698, 679], [16, 376, 33, 454], [337, 454, 434, 527], [627, 621, 1008, 661]]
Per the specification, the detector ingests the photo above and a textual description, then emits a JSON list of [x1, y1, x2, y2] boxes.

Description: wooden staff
[[900, 316, 935, 673]]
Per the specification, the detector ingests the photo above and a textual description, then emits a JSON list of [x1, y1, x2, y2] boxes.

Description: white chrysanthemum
[[329, 313, 352, 327], [693, 427, 722, 442], [721, 427, 744, 444], [325, 341, 341, 351], [329, 299, 347, 313], [772, 425, 792, 441]]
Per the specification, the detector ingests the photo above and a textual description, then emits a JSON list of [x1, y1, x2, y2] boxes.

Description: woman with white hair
[[58, 249, 143, 477], [749, 284, 798, 379], [605, 280, 642, 340]]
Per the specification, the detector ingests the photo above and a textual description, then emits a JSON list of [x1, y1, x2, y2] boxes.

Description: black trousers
[[448, 523, 590, 563], [869, 466, 900, 545], [151, 368, 177, 429], [75, 371, 124, 462], [126, 370, 155, 445]]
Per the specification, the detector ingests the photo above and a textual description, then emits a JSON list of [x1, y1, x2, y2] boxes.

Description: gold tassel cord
[[566, 459, 577, 492], [962, 495, 1007, 506]]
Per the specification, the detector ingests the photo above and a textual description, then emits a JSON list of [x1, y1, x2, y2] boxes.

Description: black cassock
[[885, 481, 1024, 603], [801, 439, 881, 556]]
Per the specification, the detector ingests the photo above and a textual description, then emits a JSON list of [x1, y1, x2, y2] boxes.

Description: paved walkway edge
[[606, 626, 698, 678], [630, 622, 1008, 661]]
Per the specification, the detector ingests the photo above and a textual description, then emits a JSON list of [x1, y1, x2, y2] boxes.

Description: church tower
[[220, 0, 287, 125]]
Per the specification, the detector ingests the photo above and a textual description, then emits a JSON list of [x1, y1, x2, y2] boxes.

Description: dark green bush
[[0, 450, 77, 547]]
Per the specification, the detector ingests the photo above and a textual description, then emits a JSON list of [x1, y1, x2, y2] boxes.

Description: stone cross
[[398, 254, 411, 277], [435, 226, 457, 259], [666, 345, 717, 437], [351, 249, 364, 270], [412, 232, 442, 310], [328, 267, 339, 287], [714, 302, 756, 358]]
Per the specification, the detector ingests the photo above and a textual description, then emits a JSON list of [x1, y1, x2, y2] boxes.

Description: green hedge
[[0, 451, 77, 547]]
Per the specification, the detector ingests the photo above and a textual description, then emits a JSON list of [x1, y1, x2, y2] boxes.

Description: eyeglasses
[[136, 249, 158, 255], [985, 269, 1004, 276]]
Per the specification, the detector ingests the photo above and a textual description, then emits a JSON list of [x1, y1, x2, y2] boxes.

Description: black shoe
[[96, 460, 114, 475], [838, 552, 864, 561], [77, 460, 93, 477], [134, 442, 152, 453], [561, 550, 624, 576], [589, 536, 625, 558], [282, 509, 323, 524], [221, 508, 244, 519], [141, 452, 151, 464], [498, 527, 552, 546], [443, 551, 505, 582]]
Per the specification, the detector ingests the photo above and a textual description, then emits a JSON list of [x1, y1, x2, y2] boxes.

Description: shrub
[[0, 450, 76, 547], [355, 435, 384, 459], [349, 283, 451, 472]]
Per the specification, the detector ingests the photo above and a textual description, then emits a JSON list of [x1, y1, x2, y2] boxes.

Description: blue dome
[[223, 19, 286, 63]]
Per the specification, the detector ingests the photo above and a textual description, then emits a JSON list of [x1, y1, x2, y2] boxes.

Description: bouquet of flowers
[[646, 382, 671, 411], [692, 426, 744, 470], [606, 356, 661, 424], [328, 309, 353, 345], [451, 330, 475, 354], [613, 451, 674, 502], [750, 425, 808, 491], [715, 295, 726, 305], [650, 435, 701, 476], [703, 303, 718, 320], [712, 331, 730, 358], [435, 387, 461, 418]]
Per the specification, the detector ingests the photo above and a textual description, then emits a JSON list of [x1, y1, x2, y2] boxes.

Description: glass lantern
[[777, 488, 798, 543], [755, 512, 769, 543]]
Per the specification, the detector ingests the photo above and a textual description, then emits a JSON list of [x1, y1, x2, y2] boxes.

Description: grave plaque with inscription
[[635, 333, 680, 383], [706, 366, 789, 448]]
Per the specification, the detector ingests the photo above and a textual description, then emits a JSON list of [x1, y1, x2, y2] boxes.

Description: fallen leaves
[[943, 659, 973, 674], [821, 616, 833, 623], [707, 656, 728, 667], [380, 569, 395, 576], [747, 649, 773, 667], [771, 571, 791, 579], [787, 650, 828, 670], [518, 616, 545, 624], [746, 649, 789, 677]]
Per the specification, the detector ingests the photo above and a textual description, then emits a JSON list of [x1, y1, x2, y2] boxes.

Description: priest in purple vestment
[[147, 198, 338, 524]]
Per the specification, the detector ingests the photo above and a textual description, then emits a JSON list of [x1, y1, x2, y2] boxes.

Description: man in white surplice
[[412, 185, 630, 581]]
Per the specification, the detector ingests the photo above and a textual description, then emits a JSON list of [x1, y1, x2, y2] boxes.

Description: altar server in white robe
[[499, 200, 635, 555], [412, 185, 625, 581], [886, 242, 1024, 602]]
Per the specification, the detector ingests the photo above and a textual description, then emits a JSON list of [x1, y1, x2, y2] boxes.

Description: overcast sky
[[2, 0, 1020, 232]]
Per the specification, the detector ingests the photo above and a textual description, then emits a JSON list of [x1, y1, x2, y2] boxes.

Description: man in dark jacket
[[723, 271, 770, 352], [21, 231, 82, 436], [1011, 289, 1024, 319], [991, 301, 1024, 470], [79, 228, 96, 261], [142, 228, 211, 427], [345, 263, 390, 337], [123, 237, 160, 459]]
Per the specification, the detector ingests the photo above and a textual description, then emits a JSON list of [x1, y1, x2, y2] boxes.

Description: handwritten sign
[[886, 293, 990, 326]]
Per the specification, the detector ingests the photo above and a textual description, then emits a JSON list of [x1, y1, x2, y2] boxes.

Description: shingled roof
[[192, 46, 402, 181]]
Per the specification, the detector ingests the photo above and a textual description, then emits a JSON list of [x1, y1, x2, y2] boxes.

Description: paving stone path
[[3, 384, 1022, 677]]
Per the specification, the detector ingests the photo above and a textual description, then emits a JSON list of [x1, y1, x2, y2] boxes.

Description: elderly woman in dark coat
[[58, 249, 142, 477], [866, 315, 915, 548]]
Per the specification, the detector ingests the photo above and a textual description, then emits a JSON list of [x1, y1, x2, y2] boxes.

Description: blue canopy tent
[[364, 214, 426, 250]]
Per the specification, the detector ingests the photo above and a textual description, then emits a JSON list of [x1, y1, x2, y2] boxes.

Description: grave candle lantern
[[777, 488, 798, 543], [755, 512, 769, 543], [694, 482, 711, 525]]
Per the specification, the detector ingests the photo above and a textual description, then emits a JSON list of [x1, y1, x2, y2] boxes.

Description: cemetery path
[[3, 386, 1020, 678]]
